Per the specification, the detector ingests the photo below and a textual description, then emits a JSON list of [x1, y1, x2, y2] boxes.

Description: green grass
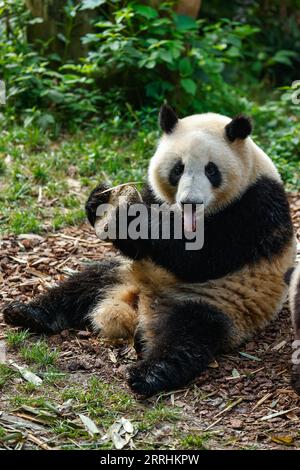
[[0, 364, 16, 389], [139, 403, 181, 432], [20, 340, 58, 368], [6, 329, 30, 349], [61, 377, 135, 423], [1, 116, 298, 236], [180, 432, 212, 450], [6, 375, 183, 449], [0, 124, 155, 235]]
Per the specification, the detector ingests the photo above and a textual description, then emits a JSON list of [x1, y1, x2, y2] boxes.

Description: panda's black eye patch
[[205, 162, 222, 188], [169, 160, 185, 186]]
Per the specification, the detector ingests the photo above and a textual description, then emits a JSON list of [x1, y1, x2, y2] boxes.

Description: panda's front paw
[[85, 184, 110, 226], [127, 359, 169, 397]]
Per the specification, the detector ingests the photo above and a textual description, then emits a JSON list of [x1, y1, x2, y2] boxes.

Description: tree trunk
[[25, 0, 95, 60], [176, 0, 202, 18], [151, 0, 202, 18]]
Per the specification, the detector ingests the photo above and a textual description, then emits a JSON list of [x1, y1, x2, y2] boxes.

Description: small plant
[[0, 364, 16, 389], [8, 210, 41, 235], [32, 165, 49, 184], [6, 329, 30, 349], [20, 340, 58, 368], [181, 432, 212, 450]]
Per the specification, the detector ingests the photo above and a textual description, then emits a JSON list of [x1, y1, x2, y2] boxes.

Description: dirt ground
[[0, 193, 299, 450]]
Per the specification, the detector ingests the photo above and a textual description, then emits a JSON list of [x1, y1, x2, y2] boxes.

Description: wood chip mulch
[[0, 194, 299, 450]]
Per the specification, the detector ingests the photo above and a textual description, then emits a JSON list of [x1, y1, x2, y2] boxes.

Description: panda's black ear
[[225, 115, 252, 142], [159, 104, 178, 134]]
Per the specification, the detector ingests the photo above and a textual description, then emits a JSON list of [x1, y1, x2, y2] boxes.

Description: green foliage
[[0, 0, 298, 240], [202, 0, 300, 85], [0, 1, 102, 133], [180, 432, 212, 450], [251, 85, 300, 190], [83, 3, 259, 114], [1, 1, 300, 133], [0, 0, 261, 128]]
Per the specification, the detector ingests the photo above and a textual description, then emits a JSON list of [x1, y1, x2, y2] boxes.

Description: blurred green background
[[0, 0, 299, 235]]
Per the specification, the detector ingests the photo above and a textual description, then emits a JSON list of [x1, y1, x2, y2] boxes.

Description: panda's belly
[[132, 239, 295, 346]]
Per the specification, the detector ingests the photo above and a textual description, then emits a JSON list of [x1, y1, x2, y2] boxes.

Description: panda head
[[148, 104, 262, 216]]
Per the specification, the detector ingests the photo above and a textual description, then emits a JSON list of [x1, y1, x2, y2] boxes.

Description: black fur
[[291, 274, 300, 396], [205, 162, 222, 188], [85, 183, 110, 226], [133, 327, 145, 359], [225, 115, 252, 142], [284, 267, 295, 285], [291, 364, 300, 396], [294, 276, 300, 336], [140, 184, 160, 205], [159, 104, 178, 134], [108, 177, 293, 282], [3, 260, 120, 333], [168, 160, 184, 186], [128, 301, 231, 396]]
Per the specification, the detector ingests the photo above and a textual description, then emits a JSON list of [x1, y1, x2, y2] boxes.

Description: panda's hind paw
[[3, 301, 51, 333], [127, 359, 170, 397], [3, 301, 30, 326]]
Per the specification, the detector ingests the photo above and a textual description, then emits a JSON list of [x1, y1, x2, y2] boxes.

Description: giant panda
[[3, 105, 296, 397], [290, 263, 300, 394]]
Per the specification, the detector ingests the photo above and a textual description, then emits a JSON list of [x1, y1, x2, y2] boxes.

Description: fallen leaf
[[105, 417, 135, 450], [239, 351, 262, 361], [9, 361, 42, 386], [208, 360, 219, 368], [271, 435, 294, 446], [260, 407, 298, 421], [232, 368, 240, 378], [271, 340, 286, 351], [79, 414, 100, 437], [108, 351, 118, 364]]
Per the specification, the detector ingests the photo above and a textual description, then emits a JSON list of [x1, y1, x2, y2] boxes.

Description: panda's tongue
[[183, 206, 197, 233]]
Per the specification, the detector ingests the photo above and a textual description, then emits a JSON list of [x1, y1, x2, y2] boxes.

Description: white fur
[[149, 112, 281, 214]]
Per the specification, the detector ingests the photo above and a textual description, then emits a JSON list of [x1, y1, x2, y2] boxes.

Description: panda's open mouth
[[182, 204, 197, 233]]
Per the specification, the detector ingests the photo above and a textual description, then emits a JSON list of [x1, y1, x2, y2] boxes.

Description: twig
[[252, 392, 273, 411], [27, 433, 53, 450], [204, 398, 244, 431], [260, 407, 298, 421], [97, 182, 142, 196], [213, 397, 244, 419], [204, 417, 223, 431]]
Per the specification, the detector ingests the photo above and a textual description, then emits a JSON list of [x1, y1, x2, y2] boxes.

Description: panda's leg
[[88, 284, 140, 340], [3, 259, 121, 334], [127, 301, 232, 396]]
